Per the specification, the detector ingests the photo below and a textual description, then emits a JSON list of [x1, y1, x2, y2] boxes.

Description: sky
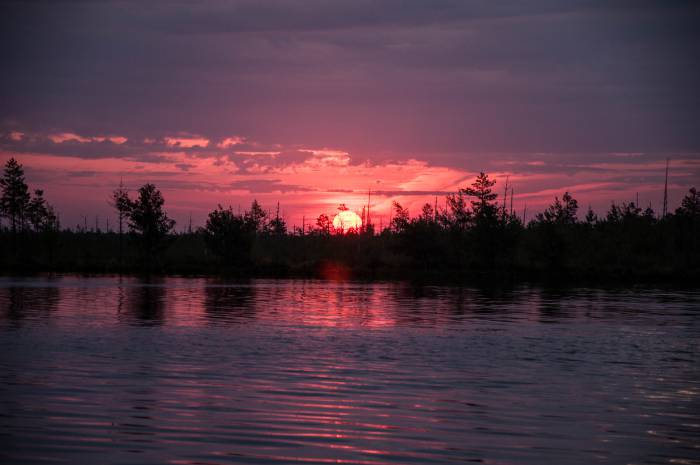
[[1, 0, 699, 230]]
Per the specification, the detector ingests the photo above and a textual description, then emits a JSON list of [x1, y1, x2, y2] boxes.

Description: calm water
[[0, 277, 699, 465]]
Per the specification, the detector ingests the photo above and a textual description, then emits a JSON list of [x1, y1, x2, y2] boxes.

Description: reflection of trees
[[120, 278, 166, 326], [536, 288, 575, 323], [0, 281, 60, 327], [391, 284, 441, 327], [390, 284, 523, 327], [204, 280, 256, 325]]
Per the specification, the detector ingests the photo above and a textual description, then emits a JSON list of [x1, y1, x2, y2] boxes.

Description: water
[[0, 277, 698, 465]]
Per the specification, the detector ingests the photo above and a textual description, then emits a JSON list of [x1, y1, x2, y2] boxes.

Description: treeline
[[1, 157, 699, 281]]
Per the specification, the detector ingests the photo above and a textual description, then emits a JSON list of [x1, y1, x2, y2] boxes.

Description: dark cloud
[[0, 132, 173, 162], [1, 0, 699, 170], [0, 130, 323, 173], [230, 179, 314, 193], [232, 150, 315, 174], [175, 163, 194, 172], [65, 170, 98, 178]]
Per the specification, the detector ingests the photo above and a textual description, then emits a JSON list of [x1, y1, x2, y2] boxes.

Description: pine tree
[[390, 201, 410, 233], [462, 172, 498, 220], [126, 183, 175, 266], [537, 192, 579, 225], [0, 158, 30, 234], [27, 189, 58, 232], [585, 206, 598, 225], [269, 201, 287, 235], [110, 180, 130, 265], [244, 199, 268, 233], [445, 190, 471, 231], [677, 187, 700, 217]]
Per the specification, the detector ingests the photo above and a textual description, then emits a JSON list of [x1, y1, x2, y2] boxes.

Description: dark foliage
[[1, 159, 59, 265], [115, 183, 176, 268], [1, 159, 699, 282], [0, 158, 30, 235], [201, 205, 253, 268]]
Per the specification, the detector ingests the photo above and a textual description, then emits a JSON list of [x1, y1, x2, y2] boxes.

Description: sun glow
[[332, 208, 362, 233]]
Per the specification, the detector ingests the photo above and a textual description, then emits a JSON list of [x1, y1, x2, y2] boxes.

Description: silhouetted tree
[[27, 189, 58, 232], [590, 200, 663, 274], [463, 172, 498, 221], [643, 205, 656, 220], [673, 187, 700, 267], [585, 206, 598, 225], [462, 172, 500, 268], [677, 187, 700, 217], [529, 192, 580, 271], [316, 213, 332, 235], [201, 205, 252, 266], [0, 158, 30, 235], [110, 180, 130, 265], [606, 201, 642, 223], [402, 201, 446, 270], [269, 202, 287, 235], [536, 192, 578, 224], [445, 190, 471, 231], [419, 203, 435, 223], [244, 199, 268, 233], [0, 159, 60, 265], [125, 183, 175, 266], [390, 201, 410, 233]]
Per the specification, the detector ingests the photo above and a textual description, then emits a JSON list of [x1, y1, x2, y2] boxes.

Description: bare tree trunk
[[118, 211, 123, 268]]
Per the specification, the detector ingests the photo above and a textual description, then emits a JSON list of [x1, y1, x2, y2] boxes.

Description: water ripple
[[0, 277, 699, 464]]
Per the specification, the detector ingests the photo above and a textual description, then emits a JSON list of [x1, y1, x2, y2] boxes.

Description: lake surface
[[0, 277, 698, 465]]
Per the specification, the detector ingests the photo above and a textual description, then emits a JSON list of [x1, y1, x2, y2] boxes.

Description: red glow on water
[[319, 261, 351, 281]]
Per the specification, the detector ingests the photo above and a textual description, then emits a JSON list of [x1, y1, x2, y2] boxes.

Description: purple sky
[[1, 1, 699, 229]]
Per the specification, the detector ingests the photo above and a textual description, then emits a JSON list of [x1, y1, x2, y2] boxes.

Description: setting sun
[[332, 207, 362, 233]]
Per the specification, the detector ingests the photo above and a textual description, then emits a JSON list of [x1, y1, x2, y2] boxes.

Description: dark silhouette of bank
[[1, 158, 699, 282], [0, 158, 59, 268]]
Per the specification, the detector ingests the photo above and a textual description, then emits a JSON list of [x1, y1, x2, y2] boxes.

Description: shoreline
[[1, 265, 697, 288]]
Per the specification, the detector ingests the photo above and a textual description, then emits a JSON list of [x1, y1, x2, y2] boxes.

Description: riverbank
[[1, 227, 698, 285]]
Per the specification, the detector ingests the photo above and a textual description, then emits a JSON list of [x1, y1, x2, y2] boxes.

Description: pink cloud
[[164, 135, 210, 148], [93, 136, 128, 144], [48, 132, 128, 145], [217, 136, 246, 148], [49, 132, 92, 143], [233, 151, 280, 157]]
